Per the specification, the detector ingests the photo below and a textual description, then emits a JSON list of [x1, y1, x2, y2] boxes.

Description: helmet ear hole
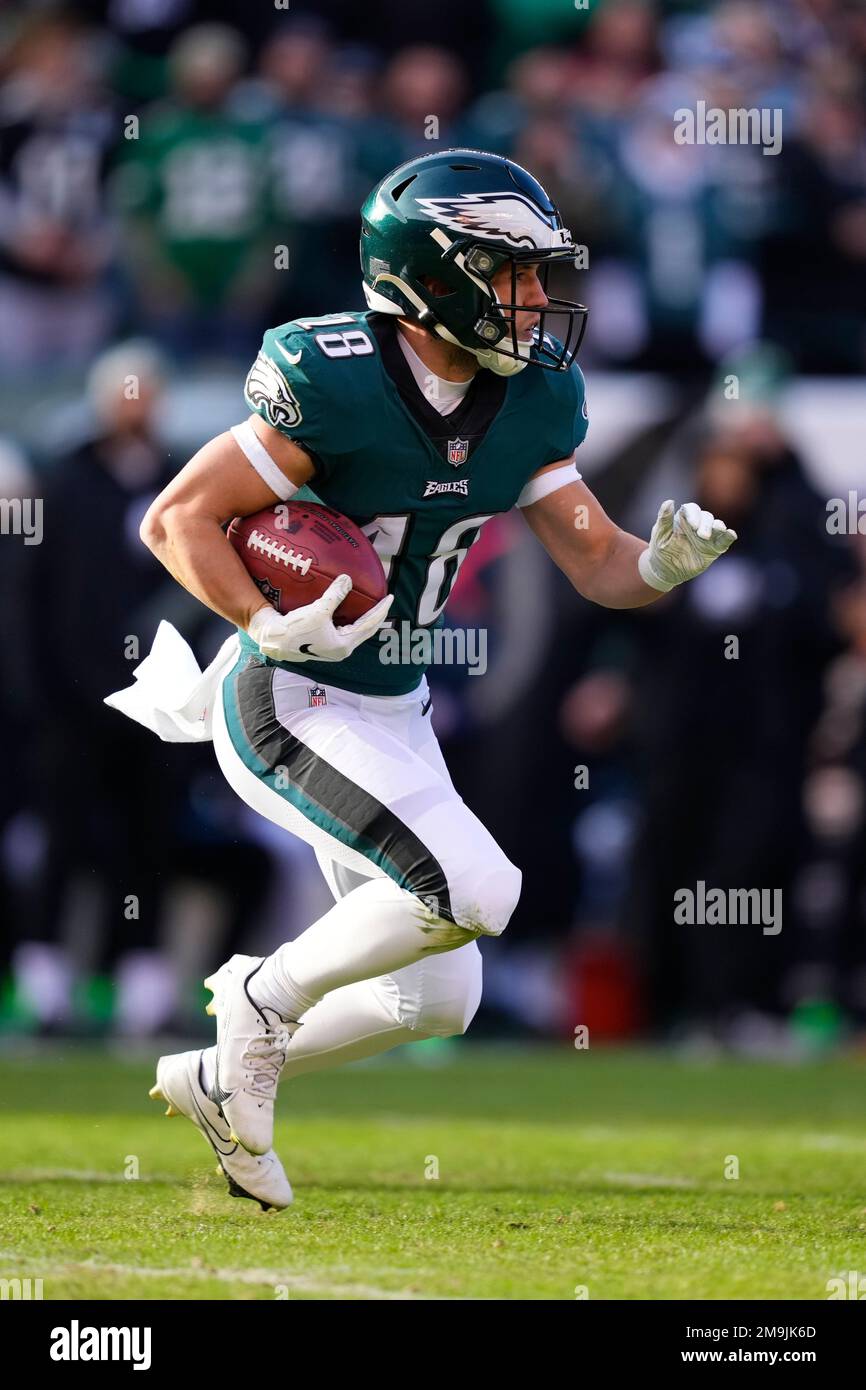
[[419, 274, 455, 299]]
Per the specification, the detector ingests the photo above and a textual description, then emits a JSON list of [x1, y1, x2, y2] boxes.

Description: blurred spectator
[[787, 541, 866, 1028], [0, 16, 118, 373], [17, 339, 181, 1031], [464, 47, 580, 153], [116, 23, 270, 359], [381, 45, 468, 151], [571, 0, 661, 119], [587, 75, 768, 372], [98, 0, 278, 105], [0, 438, 38, 983], [248, 22, 402, 319], [15, 339, 271, 1034], [620, 406, 858, 1039], [756, 86, 866, 372], [484, 0, 591, 77]]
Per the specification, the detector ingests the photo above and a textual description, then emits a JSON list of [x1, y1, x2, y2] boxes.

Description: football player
[[127, 150, 736, 1209]]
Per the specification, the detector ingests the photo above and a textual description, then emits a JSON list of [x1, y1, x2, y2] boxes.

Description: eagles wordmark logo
[[244, 352, 303, 429], [424, 479, 469, 498]]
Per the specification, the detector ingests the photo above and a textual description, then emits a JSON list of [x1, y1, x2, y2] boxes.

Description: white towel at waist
[[104, 620, 241, 742]]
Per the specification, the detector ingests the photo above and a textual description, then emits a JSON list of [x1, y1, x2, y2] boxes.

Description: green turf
[[1, 1043, 865, 1300]]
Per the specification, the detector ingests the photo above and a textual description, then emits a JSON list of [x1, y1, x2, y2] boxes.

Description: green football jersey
[[118, 106, 269, 304], [239, 310, 588, 695]]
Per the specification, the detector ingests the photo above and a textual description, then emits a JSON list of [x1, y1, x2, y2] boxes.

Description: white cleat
[[203, 954, 300, 1156], [149, 1048, 293, 1211]]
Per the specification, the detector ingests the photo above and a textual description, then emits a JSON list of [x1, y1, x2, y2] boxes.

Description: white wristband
[[231, 420, 298, 502], [638, 547, 674, 592]]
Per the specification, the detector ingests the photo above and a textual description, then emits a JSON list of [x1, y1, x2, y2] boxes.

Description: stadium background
[[0, 0, 864, 1059]]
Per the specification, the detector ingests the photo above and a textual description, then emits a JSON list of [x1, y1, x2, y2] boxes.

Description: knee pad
[[449, 856, 522, 939], [410, 855, 521, 950]]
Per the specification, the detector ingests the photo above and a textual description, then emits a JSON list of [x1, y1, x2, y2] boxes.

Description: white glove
[[638, 500, 737, 593], [247, 574, 393, 663]]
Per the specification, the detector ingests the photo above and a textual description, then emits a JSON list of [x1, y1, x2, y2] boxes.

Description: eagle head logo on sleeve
[[244, 352, 303, 430]]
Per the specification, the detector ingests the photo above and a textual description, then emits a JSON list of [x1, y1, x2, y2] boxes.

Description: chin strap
[[474, 341, 531, 376], [434, 320, 530, 376]]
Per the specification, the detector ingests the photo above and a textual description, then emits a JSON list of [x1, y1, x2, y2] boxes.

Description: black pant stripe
[[235, 661, 455, 922]]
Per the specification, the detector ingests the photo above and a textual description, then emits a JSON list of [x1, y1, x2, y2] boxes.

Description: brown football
[[227, 501, 387, 624]]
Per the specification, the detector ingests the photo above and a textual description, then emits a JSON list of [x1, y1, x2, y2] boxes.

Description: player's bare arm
[[140, 419, 394, 660], [139, 417, 315, 630], [522, 466, 737, 608]]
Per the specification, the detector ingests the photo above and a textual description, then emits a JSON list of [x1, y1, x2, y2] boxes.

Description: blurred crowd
[[0, 0, 865, 1049], [1, 0, 865, 375]]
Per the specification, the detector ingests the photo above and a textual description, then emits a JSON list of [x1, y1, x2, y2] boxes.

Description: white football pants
[[210, 653, 521, 1056]]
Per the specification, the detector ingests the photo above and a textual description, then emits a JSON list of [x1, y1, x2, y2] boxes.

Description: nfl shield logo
[[252, 575, 281, 608], [447, 437, 469, 468], [309, 686, 327, 708]]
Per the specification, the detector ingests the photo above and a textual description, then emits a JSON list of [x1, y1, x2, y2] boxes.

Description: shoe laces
[[241, 1027, 290, 1099]]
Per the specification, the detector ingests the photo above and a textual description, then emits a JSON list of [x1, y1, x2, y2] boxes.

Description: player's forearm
[[140, 505, 266, 632], [567, 527, 663, 609]]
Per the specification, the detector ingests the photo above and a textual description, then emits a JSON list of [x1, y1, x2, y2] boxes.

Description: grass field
[[1, 1042, 864, 1300]]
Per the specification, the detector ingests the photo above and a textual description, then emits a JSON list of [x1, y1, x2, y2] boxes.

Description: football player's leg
[[207, 660, 515, 1149], [315, 853, 484, 1037], [272, 852, 482, 1077], [257, 945, 483, 1081], [214, 658, 519, 1014], [198, 868, 482, 1093]]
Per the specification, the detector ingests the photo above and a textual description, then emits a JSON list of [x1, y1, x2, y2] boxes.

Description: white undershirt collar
[[396, 327, 474, 417]]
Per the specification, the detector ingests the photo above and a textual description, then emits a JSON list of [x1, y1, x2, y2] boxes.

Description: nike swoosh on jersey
[[274, 340, 303, 367], [298, 643, 320, 657]]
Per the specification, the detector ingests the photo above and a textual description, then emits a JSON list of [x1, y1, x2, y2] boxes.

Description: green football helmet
[[360, 148, 588, 376]]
